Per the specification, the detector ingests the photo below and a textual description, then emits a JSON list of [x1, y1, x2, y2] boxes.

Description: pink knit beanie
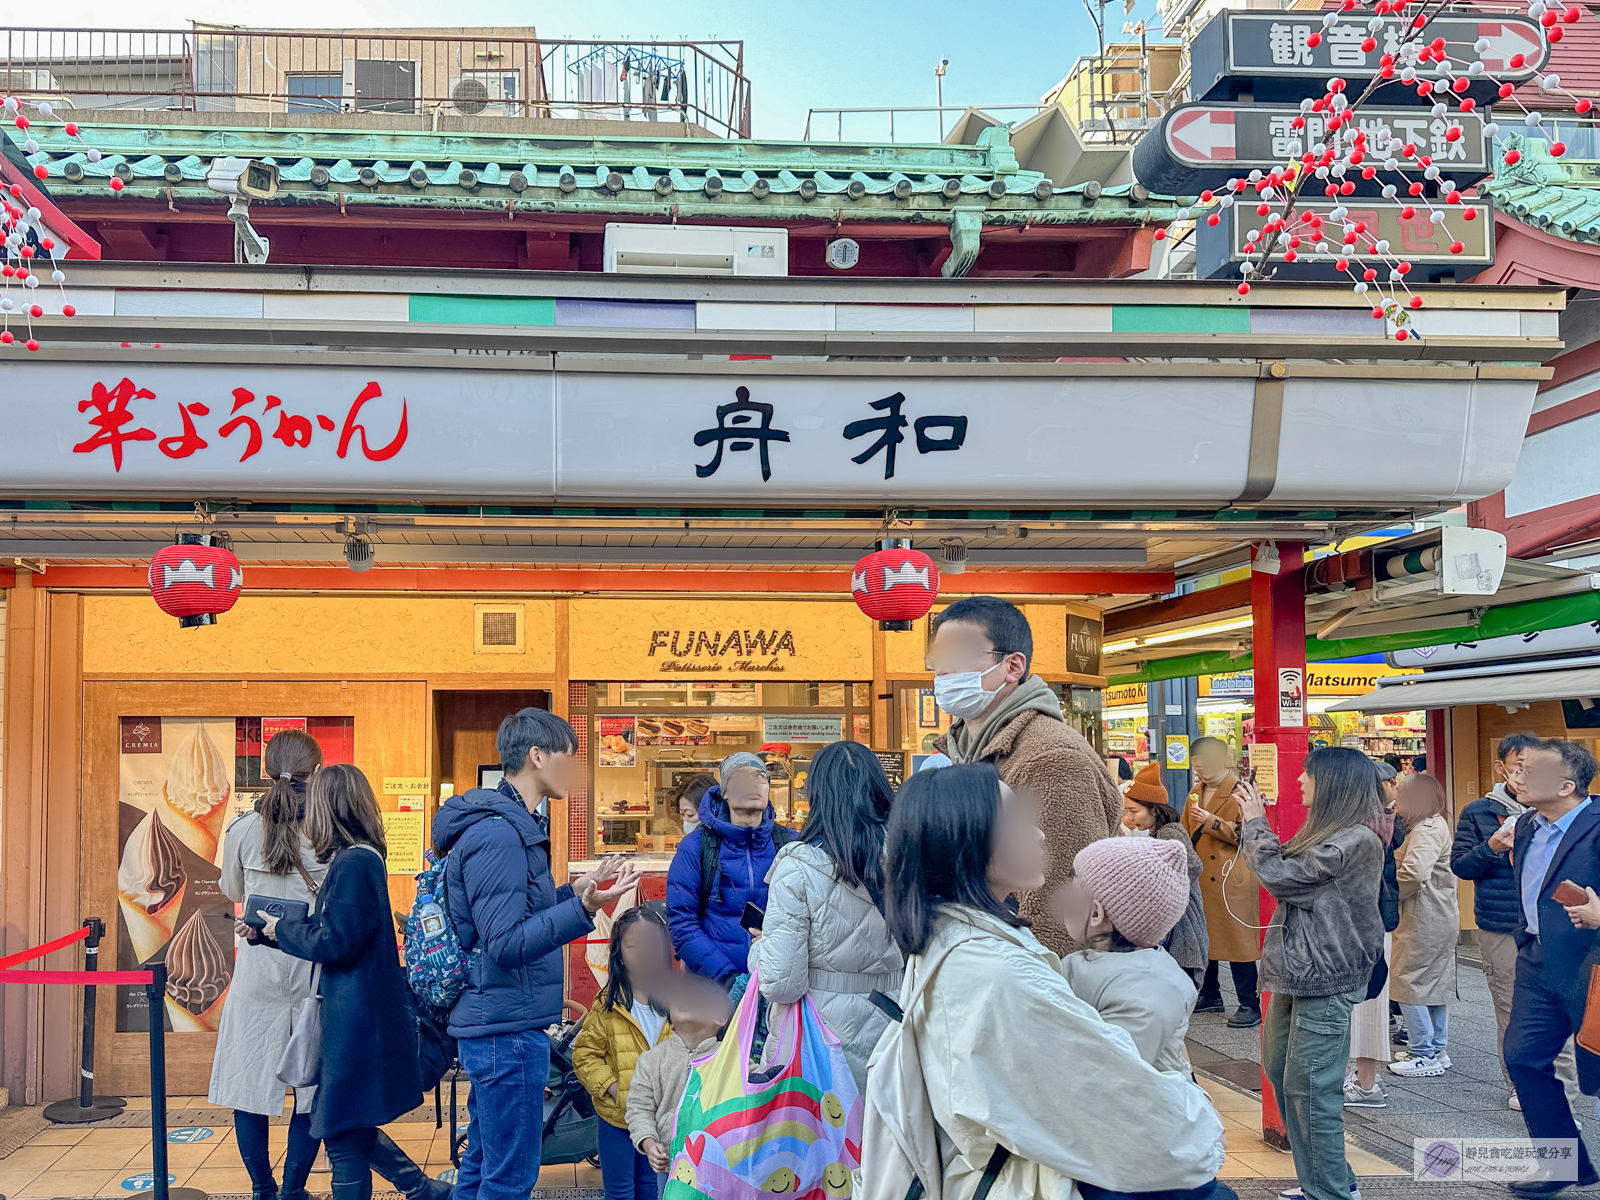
[[1071, 836, 1189, 949]]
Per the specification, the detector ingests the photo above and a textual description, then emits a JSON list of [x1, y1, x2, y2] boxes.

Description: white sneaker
[[1509, 1091, 1523, 1111], [1389, 1055, 1447, 1077], [1434, 1052, 1452, 1070]]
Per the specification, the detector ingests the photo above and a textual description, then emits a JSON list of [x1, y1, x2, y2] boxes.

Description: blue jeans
[[1399, 1003, 1449, 1058], [598, 1117, 657, 1200], [456, 1028, 552, 1200], [325, 1127, 378, 1200]]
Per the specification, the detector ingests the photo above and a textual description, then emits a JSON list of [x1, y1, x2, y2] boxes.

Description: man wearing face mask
[[930, 595, 1122, 956]]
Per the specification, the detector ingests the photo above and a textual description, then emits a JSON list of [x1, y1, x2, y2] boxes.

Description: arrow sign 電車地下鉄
[[1132, 104, 1490, 197]]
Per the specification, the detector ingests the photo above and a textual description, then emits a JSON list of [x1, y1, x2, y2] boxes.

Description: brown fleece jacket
[[941, 709, 1124, 957]]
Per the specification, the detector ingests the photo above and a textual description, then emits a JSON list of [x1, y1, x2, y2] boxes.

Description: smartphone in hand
[[740, 901, 765, 933]]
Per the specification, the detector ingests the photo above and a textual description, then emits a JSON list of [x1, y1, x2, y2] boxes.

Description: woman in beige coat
[[750, 741, 903, 1090], [211, 731, 326, 1200], [1182, 736, 1262, 1027], [1388, 772, 1459, 1079]]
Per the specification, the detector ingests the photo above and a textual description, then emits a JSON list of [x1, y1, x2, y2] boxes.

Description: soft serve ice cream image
[[158, 723, 233, 863], [116, 807, 188, 962], [162, 912, 231, 1033]]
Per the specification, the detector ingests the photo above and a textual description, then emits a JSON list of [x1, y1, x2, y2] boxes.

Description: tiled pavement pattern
[[2, 954, 1600, 1198]]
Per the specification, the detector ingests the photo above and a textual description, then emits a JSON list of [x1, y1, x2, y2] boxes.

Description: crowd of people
[[208, 594, 1600, 1200]]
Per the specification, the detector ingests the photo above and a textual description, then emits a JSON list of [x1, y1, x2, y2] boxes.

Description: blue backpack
[[405, 850, 469, 1009]]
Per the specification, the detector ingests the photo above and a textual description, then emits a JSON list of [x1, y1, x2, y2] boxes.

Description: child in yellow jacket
[[573, 905, 676, 1200]]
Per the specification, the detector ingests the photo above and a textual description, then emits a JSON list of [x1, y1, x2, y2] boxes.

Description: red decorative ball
[[1396, 329, 1410, 340], [1200, 189, 1214, 202], [13, 115, 26, 130], [1564, 5, 1582, 21], [62, 304, 76, 317], [1579, 98, 1594, 114], [1541, 9, 1558, 26], [1306, 31, 1323, 47], [852, 548, 939, 625], [1237, 283, 1251, 296], [1505, 149, 1522, 165], [32, 164, 47, 180], [149, 540, 243, 625], [28, 304, 41, 318], [1362, 36, 1376, 51], [64, 122, 78, 136], [1154, 228, 1167, 240], [1410, 297, 1424, 309], [1206, 213, 1220, 226], [24, 339, 38, 352], [1499, 83, 1516, 99], [1552, 142, 1568, 157], [109, 177, 124, 191], [1550, 26, 1564, 40], [0, 330, 11, 344], [1461, 98, 1477, 112]]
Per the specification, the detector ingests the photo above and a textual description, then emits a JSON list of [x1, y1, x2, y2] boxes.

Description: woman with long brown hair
[[257, 764, 423, 1200], [211, 729, 325, 1200], [1387, 771, 1458, 1078]]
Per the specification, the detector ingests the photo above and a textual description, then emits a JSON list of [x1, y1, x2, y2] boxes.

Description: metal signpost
[[1196, 198, 1495, 282], [1134, 104, 1490, 196], [1188, 11, 1547, 103]]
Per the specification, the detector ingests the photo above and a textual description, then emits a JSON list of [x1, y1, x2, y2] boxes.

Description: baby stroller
[[450, 1005, 599, 1169]]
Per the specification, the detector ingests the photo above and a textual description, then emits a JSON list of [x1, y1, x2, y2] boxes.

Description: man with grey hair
[[666, 750, 793, 983], [434, 707, 641, 1200]]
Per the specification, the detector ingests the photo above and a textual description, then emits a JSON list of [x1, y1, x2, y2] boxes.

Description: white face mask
[[681, 815, 700, 834], [1117, 822, 1152, 838], [934, 660, 1006, 721]]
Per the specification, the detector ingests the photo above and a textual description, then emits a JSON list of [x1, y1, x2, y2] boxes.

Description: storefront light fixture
[[344, 533, 375, 573], [1103, 615, 1254, 656]]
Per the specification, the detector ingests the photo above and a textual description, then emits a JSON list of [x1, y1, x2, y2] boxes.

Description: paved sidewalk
[[1188, 952, 1600, 1198]]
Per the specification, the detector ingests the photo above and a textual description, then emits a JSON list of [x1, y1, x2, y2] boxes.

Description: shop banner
[[0, 360, 1536, 507], [760, 716, 844, 744], [115, 717, 236, 1033], [1390, 621, 1600, 669], [1067, 615, 1103, 676]]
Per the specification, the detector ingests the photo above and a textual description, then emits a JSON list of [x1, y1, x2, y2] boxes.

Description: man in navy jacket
[[1504, 739, 1600, 1197], [1452, 732, 1581, 1105], [433, 709, 640, 1200]]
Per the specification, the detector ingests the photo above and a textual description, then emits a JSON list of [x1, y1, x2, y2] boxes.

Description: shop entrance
[[432, 689, 552, 800]]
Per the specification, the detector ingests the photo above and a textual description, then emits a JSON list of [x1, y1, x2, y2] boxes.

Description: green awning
[[1105, 590, 1600, 687]]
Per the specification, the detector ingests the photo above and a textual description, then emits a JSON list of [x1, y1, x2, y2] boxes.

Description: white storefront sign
[[0, 360, 1535, 506]]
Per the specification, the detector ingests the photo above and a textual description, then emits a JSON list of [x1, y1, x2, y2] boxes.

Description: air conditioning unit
[[449, 73, 518, 117], [603, 223, 788, 276], [0, 69, 62, 93]]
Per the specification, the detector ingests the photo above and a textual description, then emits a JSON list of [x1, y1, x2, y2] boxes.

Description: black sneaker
[[1194, 997, 1226, 1014], [1227, 1007, 1262, 1029]]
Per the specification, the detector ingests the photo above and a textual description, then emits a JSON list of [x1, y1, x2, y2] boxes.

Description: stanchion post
[[43, 916, 127, 1124], [144, 962, 208, 1200]]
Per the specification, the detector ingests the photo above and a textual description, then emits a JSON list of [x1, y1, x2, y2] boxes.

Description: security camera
[[206, 157, 280, 200]]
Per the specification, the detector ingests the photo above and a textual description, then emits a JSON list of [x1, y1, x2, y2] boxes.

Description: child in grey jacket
[[627, 974, 733, 1195], [1054, 836, 1198, 1074]]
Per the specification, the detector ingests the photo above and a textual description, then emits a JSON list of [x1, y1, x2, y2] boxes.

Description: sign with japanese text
[[1198, 199, 1494, 281], [761, 715, 845, 744], [379, 810, 426, 875], [1192, 12, 1546, 102], [1135, 104, 1488, 196], [1278, 668, 1306, 728], [1249, 741, 1279, 800], [383, 776, 432, 812], [0, 362, 1262, 505]]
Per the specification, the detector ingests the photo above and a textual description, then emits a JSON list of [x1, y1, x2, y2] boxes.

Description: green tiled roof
[[8, 121, 1178, 225], [1479, 133, 1600, 244]]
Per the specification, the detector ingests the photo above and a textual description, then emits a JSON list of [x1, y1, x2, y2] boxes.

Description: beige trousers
[[1479, 929, 1580, 1098], [1350, 932, 1393, 1063]]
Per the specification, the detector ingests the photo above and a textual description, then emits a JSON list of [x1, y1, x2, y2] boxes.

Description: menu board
[[873, 750, 907, 791], [115, 715, 355, 1032], [636, 716, 712, 746]]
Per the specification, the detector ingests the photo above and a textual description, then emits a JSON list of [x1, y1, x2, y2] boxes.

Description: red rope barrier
[[0, 924, 91, 970], [0, 969, 154, 986]]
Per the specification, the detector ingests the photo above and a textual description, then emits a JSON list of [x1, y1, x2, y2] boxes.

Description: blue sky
[[54, 0, 1152, 139]]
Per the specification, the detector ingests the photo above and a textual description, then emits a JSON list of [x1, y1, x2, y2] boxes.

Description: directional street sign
[[1133, 103, 1490, 196], [1195, 198, 1495, 283], [1190, 11, 1548, 104]]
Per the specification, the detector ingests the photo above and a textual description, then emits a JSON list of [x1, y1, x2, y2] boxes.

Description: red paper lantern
[[149, 535, 243, 628], [852, 545, 939, 631]]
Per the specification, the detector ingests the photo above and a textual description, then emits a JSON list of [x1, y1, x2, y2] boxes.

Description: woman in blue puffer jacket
[[665, 752, 791, 984]]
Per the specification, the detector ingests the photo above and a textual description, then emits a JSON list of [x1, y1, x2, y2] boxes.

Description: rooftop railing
[[0, 28, 752, 138]]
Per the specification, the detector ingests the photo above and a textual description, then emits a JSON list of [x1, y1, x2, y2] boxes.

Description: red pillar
[[1252, 542, 1309, 1150]]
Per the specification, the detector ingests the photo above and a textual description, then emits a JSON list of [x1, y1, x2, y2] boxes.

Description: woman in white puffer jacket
[[750, 740, 905, 1090]]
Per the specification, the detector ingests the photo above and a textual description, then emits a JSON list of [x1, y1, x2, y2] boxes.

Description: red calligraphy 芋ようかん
[[72, 379, 408, 470]]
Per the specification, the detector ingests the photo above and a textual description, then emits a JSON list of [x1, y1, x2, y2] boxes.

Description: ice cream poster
[[115, 717, 236, 1034]]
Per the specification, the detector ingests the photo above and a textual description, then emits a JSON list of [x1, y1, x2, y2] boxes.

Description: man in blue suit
[[1504, 738, 1600, 1197]]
